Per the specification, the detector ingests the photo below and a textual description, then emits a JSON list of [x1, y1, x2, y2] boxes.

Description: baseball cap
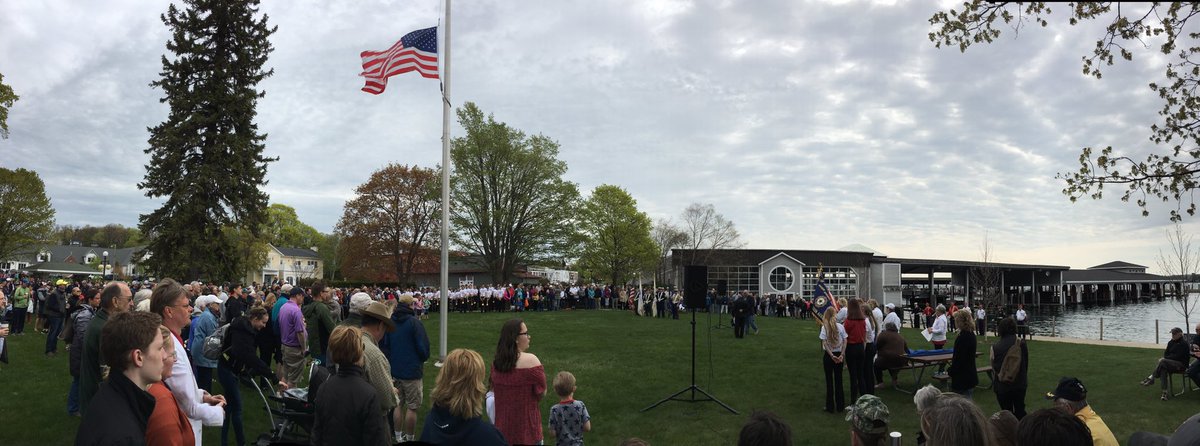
[[1128, 413, 1200, 446], [195, 295, 220, 309], [1045, 377, 1087, 402], [885, 303, 895, 309], [845, 394, 890, 435], [286, 286, 306, 298]]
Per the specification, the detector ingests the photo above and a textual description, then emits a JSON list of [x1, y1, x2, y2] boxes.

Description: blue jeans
[[44, 317, 63, 353], [195, 366, 214, 394], [218, 366, 244, 446], [748, 314, 758, 332], [67, 376, 80, 414]]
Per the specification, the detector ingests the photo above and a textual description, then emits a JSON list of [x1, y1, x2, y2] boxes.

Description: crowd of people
[[5, 275, 1200, 445]]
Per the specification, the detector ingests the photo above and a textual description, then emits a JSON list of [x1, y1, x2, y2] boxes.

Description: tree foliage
[[264, 203, 323, 249], [930, 2, 1200, 221], [336, 164, 441, 284], [0, 167, 55, 263], [450, 102, 581, 283], [575, 185, 658, 287], [137, 0, 276, 281], [0, 72, 18, 139], [54, 224, 143, 248], [678, 202, 743, 265]]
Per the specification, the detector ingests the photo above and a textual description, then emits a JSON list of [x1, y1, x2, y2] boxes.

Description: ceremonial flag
[[813, 269, 838, 316], [359, 26, 439, 95]]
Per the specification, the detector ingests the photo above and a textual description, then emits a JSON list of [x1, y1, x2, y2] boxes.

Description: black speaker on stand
[[642, 265, 737, 414]]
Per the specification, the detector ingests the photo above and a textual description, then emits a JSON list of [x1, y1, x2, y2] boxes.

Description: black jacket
[[45, 289, 66, 318], [420, 404, 507, 446], [948, 330, 978, 392], [225, 296, 246, 324], [991, 334, 1029, 392], [310, 365, 389, 446], [75, 371, 156, 446], [1165, 336, 1190, 364], [219, 316, 273, 380]]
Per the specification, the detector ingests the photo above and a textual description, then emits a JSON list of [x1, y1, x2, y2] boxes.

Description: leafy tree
[[317, 232, 342, 280], [651, 218, 689, 285], [929, 2, 1200, 220], [137, 0, 276, 281], [0, 167, 55, 263], [54, 224, 142, 248], [336, 164, 440, 284], [576, 185, 658, 287], [678, 202, 743, 265], [0, 72, 18, 139], [450, 102, 581, 283], [264, 203, 323, 249]]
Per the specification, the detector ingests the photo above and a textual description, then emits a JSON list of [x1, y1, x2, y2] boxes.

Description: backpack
[[997, 338, 1023, 383], [202, 324, 232, 360]]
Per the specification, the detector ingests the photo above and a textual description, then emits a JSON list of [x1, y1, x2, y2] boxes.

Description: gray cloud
[[3, 0, 1199, 272]]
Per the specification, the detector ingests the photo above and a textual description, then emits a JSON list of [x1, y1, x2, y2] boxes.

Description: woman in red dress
[[491, 318, 546, 445]]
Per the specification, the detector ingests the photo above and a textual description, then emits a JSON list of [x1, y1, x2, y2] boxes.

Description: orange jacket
[[146, 382, 195, 446]]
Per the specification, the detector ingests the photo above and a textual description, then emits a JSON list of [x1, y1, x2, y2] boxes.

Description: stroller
[[251, 362, 332, 446]]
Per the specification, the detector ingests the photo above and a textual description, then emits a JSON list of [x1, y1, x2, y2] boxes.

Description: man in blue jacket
[[381, 292, 431, 443]]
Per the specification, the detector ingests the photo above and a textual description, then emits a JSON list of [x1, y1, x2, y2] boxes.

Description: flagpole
[[437, 0, 452, 367]]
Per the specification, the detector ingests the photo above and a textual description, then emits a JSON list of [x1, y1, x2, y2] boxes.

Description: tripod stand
[[641, 307, 738, 414]]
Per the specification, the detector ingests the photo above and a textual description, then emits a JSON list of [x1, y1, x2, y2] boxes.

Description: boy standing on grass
[[548, 371, 592, 446]]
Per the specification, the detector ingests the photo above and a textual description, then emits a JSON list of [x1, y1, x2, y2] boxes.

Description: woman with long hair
[[820, 307, 847, 413], [948, 309, 978, 398], [843, 298, 868, 401], [491, 318, 546, 444], [421, 348, 506, 445], [311, 326, 389, 446]]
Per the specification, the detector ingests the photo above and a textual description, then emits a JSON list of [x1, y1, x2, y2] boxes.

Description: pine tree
[[138, 0, 276, 282]]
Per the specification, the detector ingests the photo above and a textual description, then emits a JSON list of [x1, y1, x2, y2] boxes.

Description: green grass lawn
[[0, 310, 1191, 445]]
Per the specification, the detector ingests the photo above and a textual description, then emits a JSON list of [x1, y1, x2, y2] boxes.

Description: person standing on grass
[[311, 325, 390, 446], [927, 305, 948, 350], [976, 305, 987, 337], [548, 371, 592, 446], [151, 279, 226, 445], [277, 286, 308, 388], [11, 281, 30, 335], [990, 317, 1029, 419], [820, 307, 847, 413], [65, 287, 100, 417], [843, 299, 869, 402], [947, 309, 978, 398], [491, 318, 546, 445], [303, 281, 335, 365], [146, 326, 194, 446], [219, 307, 285, 446], [1015, 304, 1028, 340], [80, 282, 133, 415], [381, 293, 430, 443], [186, 295, 219, 394], [75, 311, 166, 446], [44, 282, 68, 357]]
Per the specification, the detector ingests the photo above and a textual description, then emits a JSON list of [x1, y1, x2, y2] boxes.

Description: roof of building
[[22, 261, 104, 275], [882, 257, 1070, 271], [837, 243, 886, 256], [274, 247, 320, 259], [1089, 261, 1147, 270], [10, 245, 143, 266], [1062, 269, 1171, 283]]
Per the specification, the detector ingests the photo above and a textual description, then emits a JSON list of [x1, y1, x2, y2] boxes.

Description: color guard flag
[[360, 26, 439, 95], [813, 269, 838, 315]]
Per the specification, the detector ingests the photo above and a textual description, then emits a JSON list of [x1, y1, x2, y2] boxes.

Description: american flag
[[360, 26, 438, 95]]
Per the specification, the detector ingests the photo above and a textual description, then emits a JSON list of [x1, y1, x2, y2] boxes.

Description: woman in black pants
[[990, 317, 1028, 418], [843, 299, 868, 402], [819, 307, 846, 412], [218, 307, 288, 446], [948, 309, 978, 398]]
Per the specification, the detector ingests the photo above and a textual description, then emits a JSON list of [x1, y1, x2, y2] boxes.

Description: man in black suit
[[732, 291, 751, 338]]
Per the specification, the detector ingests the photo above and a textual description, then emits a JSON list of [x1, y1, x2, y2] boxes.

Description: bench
[[929, 366, 993, 390]]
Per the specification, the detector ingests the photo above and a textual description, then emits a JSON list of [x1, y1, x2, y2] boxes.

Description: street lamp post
[[102, 251, 110, 280]]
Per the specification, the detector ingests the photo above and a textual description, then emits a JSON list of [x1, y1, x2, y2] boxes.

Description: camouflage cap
[[846, 394, 890, 435]]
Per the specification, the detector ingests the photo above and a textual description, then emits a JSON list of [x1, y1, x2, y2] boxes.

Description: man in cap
[[188, 294, 221, 393], [845, 394, 890, 446], [1141, 327, 1191, 400], [359, 300, 400, 424], [278, 286, 308, 388], [1048, 376, 1118, 446], [883, 303, 901, 331]]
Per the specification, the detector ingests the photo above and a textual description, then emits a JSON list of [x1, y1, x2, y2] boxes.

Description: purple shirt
[[279, 301, 306, 348]]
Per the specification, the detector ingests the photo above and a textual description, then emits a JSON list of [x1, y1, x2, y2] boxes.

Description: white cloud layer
[[3, 0, 1199, 272]]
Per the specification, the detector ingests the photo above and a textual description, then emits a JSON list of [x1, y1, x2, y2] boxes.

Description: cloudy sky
[[2, 0, 1197, 272]]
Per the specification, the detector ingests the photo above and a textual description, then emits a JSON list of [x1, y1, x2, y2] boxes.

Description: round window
[[769, 266, 793, 292]]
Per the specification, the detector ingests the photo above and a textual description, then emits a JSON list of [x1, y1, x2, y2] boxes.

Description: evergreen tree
[[138, 0, 276, 281]]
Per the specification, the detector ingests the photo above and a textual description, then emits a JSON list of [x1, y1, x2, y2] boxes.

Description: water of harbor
[[1023, 297, 1198, 344]]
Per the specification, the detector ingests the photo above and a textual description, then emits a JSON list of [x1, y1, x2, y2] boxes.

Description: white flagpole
[[437, 0, 452, 367]]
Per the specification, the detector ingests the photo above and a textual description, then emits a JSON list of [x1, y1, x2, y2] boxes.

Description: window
[[768, 266, 794, 292], [707, 265, 760, 294], [802, 266, 858, 301], [37, 253, 49, 262]]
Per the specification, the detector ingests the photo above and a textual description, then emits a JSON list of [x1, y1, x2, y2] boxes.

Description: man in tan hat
[[360, 300, 400, 421]]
